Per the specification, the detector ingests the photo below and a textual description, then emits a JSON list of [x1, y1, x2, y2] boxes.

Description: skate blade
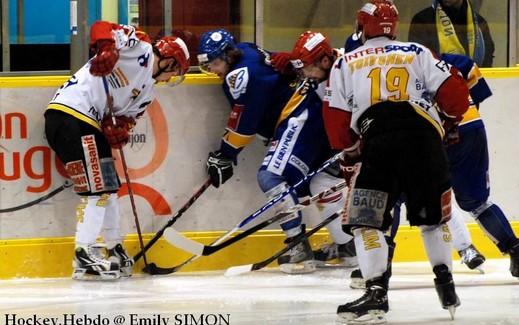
[[448, 306, 456, 320], [72, 269, 120, 281], [316, 257, 359, 269], [279, 260, 316, 274], [476, 266, 485, 274], [337, 310, 386, 324]]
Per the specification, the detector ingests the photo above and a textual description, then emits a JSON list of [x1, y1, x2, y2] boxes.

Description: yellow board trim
[[0, 68, 516, 89], [1, 222, 518, 279], [0, 74, 221, 88]]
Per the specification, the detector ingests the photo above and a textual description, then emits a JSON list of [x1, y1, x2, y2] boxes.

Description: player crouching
[[44, 21, 190, 280]]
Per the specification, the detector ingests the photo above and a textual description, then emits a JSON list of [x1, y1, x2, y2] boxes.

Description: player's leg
[[336, 133, 397, 324], [44, 110, 120, 280], [404, 122, 460, 316], [310, 169, 357, 267], [448, 124, 519, 277], [448, 202, 485, 271], [103, 193, 135, 277]]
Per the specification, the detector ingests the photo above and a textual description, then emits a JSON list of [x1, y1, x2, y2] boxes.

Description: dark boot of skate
[[337, 277, 388, 324], [433, 264, 460, 319]]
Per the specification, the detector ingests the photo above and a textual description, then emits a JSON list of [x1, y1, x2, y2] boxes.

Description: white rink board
[[0, 78, 518, 239]]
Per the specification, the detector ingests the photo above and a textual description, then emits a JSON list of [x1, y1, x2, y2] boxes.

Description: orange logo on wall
[[0, 99, 172, 215]]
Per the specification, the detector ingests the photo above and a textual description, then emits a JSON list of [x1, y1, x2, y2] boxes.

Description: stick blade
[[224, 264, 254, 277], [164, 228, 204, 255]]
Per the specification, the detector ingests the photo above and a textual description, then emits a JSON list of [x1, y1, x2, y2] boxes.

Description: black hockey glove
[[206, 151, 234, 188]]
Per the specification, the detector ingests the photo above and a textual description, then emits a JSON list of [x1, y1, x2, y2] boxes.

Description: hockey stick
[[137, 178, 211, 275], [225, 210, 343, 276], [163, 178, 347, 256], [0, 180, 73, 213], [156, 176, 346, 274], [102, 76, 149, 269]]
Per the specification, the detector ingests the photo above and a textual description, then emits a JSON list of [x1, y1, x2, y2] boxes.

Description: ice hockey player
[[324, 0, 469, 323], [197, 29, 357, 273], [271, 31, 359, 267], [346, 23, 519, 282], [44, 21, 190, 280]]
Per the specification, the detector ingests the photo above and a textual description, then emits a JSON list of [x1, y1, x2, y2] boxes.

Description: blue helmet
[[197, 29, 236, 64]]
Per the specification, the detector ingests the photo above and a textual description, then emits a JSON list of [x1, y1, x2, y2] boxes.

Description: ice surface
[[1, 259, 518, 325]]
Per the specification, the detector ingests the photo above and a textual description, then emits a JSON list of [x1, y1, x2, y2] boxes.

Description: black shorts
[[44, 109, 120, 195], [345, 101, 451, 231]]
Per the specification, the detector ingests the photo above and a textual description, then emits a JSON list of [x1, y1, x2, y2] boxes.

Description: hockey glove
[[101, 115, 136, 149], [271, 52, 293, 75], [90, 39, 119, 77], [207, 151, 234, 188], [443, 118, 460, 146]]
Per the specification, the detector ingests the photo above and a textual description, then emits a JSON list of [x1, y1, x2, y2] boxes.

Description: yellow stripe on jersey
[[409, 102, 445, 138], [275, 85, 307, 129], [46, 103, 101, 131], [460, 105, 481, 124], [222, 129, 255, 149], [467, 65, 483, 89]]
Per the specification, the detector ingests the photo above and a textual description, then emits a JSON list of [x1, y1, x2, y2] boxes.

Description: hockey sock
[[263, 181, 302, 238], [353, 227, 388, 280], [310, 172, 352, 244], [420, 224, 453, 271], [447, 204, 472, 251], [76, 194, 108, 247], [473, 203, 517, 252], [103, 193, 123, 249]]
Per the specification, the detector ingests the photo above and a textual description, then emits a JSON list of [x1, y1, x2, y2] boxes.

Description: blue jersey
[[219, 43, 294, 160]]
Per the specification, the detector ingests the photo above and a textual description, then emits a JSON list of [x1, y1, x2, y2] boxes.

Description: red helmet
[[290, 31, 333, 68], [357, 0, 399, 40], [153, 36, 190, 75]]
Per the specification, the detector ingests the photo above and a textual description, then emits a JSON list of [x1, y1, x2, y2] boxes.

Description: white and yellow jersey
[[326, 36, 456, 136], [47, 25, 155, 131]]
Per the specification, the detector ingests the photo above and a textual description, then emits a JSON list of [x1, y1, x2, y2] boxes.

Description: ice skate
[[458, 244, 485, 273], [337, 278, 388, 324], [277, 230, 316, 274], [313, 240, 357, 268], [72, 244, 120, 280], [108, 243, 134, 277], [433, 264, 460, 320], [508, 241, 519, 277]]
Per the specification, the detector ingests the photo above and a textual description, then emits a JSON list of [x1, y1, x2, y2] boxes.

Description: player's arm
[[89, 21, 122, 76], [420, 49, 469, 121], [440, 53, 492, 105], [218, 68, 268, 161], [206, 68, 265, 188], [323, 57, 360, 154]]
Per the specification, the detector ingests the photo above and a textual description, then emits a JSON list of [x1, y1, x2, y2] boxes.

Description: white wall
[[0, 78, 517, 240]]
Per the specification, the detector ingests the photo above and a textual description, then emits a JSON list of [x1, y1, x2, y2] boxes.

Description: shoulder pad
[[226, 67, 250, 100]]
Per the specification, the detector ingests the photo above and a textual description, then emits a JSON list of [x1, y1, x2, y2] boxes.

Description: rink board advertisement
[[0, 72, 519, 277]]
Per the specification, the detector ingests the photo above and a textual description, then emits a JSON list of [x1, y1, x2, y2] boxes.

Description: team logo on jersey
[[138, 53, 150, 67], [226, 67, 249, 100]]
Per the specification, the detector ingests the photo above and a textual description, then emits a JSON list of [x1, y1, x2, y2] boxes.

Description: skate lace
[[88, 244, 110, 265]]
